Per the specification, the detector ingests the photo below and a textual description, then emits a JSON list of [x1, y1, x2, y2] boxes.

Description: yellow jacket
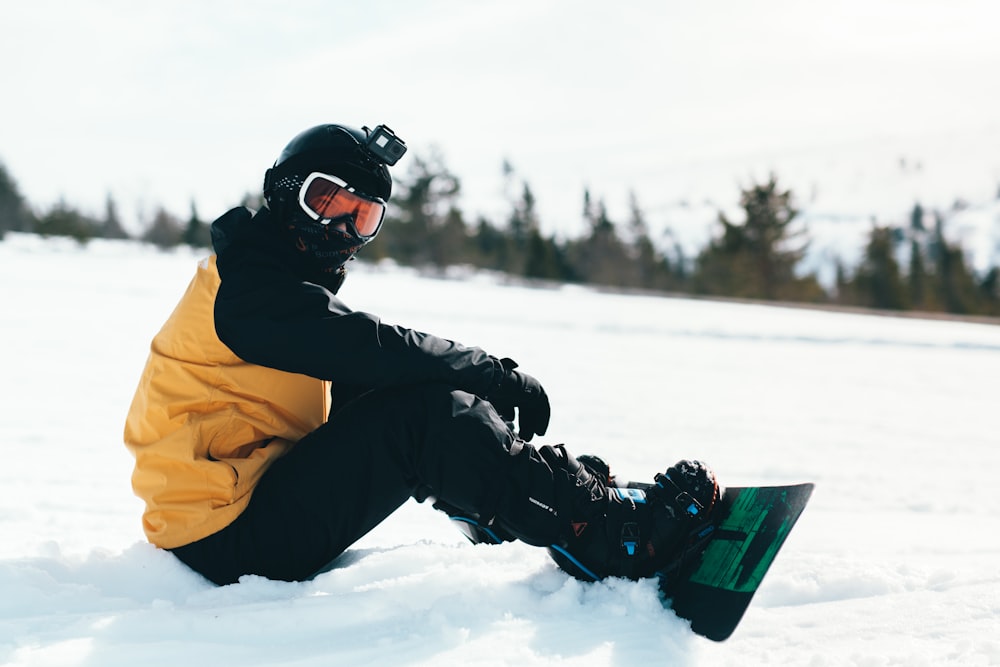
[[123, 254, 330, 549], [125, 206, 499, 550]]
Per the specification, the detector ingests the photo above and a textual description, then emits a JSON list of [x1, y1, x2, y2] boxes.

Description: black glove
[[487, 357, 551, 441]]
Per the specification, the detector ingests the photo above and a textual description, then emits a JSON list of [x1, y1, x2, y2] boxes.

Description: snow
[[2, 233, 999, 666]]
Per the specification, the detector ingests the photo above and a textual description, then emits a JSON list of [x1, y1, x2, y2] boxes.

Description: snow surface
[[1, 233, 999, 666]]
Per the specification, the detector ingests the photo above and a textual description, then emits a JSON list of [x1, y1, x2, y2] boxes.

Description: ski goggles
[[298, 172, 386, 239]]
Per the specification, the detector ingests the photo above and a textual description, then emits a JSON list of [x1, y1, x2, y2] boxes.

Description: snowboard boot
[[546, 450, 720, 582], [429, 441, 718, 583]]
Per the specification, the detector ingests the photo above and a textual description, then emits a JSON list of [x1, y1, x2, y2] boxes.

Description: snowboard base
[[659, 483, 814, 641]]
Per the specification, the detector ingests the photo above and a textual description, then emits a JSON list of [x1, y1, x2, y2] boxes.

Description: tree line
[[1, 155, 998, 317]]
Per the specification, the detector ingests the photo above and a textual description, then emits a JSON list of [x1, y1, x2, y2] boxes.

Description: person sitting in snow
[[123, 122, 719, 586]]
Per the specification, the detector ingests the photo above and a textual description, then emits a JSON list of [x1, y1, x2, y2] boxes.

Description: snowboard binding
[[548, 458, 720, 582]]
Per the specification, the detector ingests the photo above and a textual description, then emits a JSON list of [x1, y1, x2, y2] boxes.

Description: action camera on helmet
[[364, 125, 407, 166]]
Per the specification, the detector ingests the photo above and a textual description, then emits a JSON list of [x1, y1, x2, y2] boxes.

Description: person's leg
[[171, 382, 720, 586], [172, 383, 537, 584]]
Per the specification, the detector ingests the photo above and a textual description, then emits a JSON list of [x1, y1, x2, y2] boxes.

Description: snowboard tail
[[659, 483, 814, 641]]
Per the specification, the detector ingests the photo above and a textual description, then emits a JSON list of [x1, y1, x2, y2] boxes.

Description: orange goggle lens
[[299, 172, 386, 238]]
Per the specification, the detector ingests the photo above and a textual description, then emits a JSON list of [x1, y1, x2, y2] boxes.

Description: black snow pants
[[170, 383, 562, 585]]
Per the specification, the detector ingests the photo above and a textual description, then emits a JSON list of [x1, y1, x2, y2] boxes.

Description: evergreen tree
[[511, 181, 563, 278], [504, 180, 536, 274], [907, 203, 930, 309], [0, 161, 35, 235], [908, 238, 930, 309], [100, 193, 130, 240], [568, 189, 631, 287], [523, 227, 571, 282], [143, 206, 185, 248], [470, 215, 511, 272], [183, 200, 211, 247], [499, 162, 567, 280], [662, 228, 690, 290], [980, 267, 1000, 316], [35, 199, 99, 243], [380, 151, 462, 266], [909, 202, 926, 232], [623, 191, 683, 291], [694, 175, 816, 300], [833, 260, 853, 303], [428, 205, 470, 267], [930, 213, 980, 314], [850, 224, 908, 310], [503, 160, 531, 252]]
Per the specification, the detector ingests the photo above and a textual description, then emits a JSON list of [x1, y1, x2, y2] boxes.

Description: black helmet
[[261, 123, 406, 292], [263, 124, 394, 204]]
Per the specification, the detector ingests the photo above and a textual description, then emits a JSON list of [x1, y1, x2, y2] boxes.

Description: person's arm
[[214, 239, 550, 439], [214, 246, 500, 397]]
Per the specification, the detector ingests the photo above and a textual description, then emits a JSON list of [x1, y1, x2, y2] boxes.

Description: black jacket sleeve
[[212, 211, 501, 397]]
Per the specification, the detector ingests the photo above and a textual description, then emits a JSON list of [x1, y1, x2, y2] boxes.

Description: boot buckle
[[621, 522, 641, 556], [654, 472, 704, 517], [674, 491, 702, 517]]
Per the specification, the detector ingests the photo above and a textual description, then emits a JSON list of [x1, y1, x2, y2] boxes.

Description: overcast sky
[[2, 0, 999, 236]]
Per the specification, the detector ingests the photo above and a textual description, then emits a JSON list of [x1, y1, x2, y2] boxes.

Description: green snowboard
[[658, 483, 814, 641]]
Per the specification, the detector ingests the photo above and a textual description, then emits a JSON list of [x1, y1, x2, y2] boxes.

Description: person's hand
[[487, 358, 551, 441]]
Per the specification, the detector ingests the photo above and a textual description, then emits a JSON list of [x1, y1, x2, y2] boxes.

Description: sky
[[2, 0, 1000, 238]]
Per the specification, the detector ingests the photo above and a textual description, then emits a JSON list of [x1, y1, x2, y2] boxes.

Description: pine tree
[[428, 205, 470, 267], [380, 151, 461, 266], [183, 200, 210, 247], [100, 194, 130, 240], [569, 191, 630, 287], [694, 175, 814, 300], [930, 213, 980, 314], [980, 267, 1000, 316], [143, 206, 185, 248], [662, 228, 690, 290], [523, 227, 568, 281], [503, 160, 531, 253], [851, 224, 908, 310], [0, 161, 35, 235], [907, 203, 929, 309], [471, 216, 512, 272], [35, 199, 99, 243], [505, 181, 540, 275], [626, 191, 658, 289]]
